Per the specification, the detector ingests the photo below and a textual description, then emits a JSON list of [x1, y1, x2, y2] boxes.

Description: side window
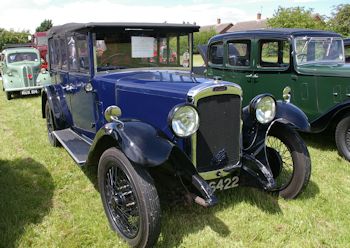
[[67, 36, 78, 71], [227, 40, 250, 66], [209, 42, 224, 65], [49, 39, 60, 69], [60, 38, 68, 70], [260, 40, 290, 68], [76, 35, 90, 72], [344, 45, 350, 63]]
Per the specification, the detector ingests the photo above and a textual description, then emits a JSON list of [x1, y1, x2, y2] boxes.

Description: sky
[[1, 0, 349, 33]]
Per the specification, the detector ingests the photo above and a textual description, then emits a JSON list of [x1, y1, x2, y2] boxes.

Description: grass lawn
[[0, 85, 350, 247]]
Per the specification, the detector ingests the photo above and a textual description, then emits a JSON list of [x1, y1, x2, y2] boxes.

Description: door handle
[[245, 74, 253, 78], [251, 74, 259, 79]]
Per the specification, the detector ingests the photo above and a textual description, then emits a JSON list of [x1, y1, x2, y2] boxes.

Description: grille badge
[[211, 149, 228, 167]]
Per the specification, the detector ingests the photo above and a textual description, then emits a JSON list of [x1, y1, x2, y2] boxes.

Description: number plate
[[21, 89, 38, 95], [209, 176, 239, 193]]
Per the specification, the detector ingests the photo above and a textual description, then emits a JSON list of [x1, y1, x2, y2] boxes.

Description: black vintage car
[[41, 23, 311, 247]]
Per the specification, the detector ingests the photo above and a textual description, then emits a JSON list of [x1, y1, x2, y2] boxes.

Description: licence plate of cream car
[[21, 89, 38, 95]]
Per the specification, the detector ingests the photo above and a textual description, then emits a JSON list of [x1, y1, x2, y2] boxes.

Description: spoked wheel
[[98, 148, 161, 248], [335, 115, 350, 161], [45, 101, 60, 147], [265, 123, 311, 199]]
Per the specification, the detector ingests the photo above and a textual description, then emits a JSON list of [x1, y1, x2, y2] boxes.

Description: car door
[[251, 38, 293, 104], [67, 34, 97, 137], [222, 38, 254, 106]]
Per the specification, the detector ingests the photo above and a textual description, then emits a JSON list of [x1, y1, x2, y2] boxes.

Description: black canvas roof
[[48, 22, 200, 38], [209, 28, 342, 43]]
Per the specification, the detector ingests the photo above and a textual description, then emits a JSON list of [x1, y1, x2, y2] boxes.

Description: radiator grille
[[196, 94, 241, 172]]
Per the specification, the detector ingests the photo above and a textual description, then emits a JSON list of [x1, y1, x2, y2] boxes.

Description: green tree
[[328, 4, 350, 37], [0, 29, 30, 51], [35, 19, 53, 32], [193, 28, 217, 53], [267, 6, 327, 30]]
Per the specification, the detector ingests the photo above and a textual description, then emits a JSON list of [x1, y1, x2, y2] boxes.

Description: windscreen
[[7, 52, 39, 63], [94, 31, 191, 72], [294, 37, 344, 65]]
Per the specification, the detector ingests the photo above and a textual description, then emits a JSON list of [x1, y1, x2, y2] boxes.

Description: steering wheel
[[297, 53, 307, 63]]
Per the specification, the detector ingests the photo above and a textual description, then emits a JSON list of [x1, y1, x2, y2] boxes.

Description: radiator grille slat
[[196, 94, 241, 172]]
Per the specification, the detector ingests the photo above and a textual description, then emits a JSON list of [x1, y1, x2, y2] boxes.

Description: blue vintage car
[[41, 22, 311, 247]]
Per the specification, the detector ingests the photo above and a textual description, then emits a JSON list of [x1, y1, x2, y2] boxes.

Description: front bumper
[[5, 85, 43, 92]]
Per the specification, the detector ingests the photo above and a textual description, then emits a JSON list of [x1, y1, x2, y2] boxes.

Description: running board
[[53, 129, 91, 165]]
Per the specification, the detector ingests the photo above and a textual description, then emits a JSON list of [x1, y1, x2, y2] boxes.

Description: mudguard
[[88, 121, 174, 166], [87, 120, 218, 206], [242, 100, 310, 134], [274, 101, 310, 132], [310, 100, 350, 133], [41, 85, 72, 129]]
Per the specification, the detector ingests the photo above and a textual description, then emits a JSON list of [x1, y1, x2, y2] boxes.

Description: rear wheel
[[45, 101, 59, 147], [266, 124, 311, 199], [98, 148, 161, 248], [335, 115, 350, 161]]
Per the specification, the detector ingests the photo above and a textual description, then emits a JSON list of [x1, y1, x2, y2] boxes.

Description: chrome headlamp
[[168, 104, 199, 138], [249, 94, 276, 124]]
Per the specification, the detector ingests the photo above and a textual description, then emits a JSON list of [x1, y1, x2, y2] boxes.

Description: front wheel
[[98, 148, 161, 248], [335, 115, 350, 161], [266, 124, 311, 199]]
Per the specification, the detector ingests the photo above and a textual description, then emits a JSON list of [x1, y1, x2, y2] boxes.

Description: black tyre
[[266, 124, 311, 199], [98, 148, 161, 248], [45, 101, 60, 147], [6, 92, 12, 100], [335, 115, 350, 161]]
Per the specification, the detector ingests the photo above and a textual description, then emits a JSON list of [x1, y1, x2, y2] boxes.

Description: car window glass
[[67, 36, 78, 71], [7, 52, 38, 63], [345, 45, 350, 63], [60, 38, 68, 70], [260, 40, 290, 68], [295, 37, 343, 65], [228, 40, 250, 66], [94, 32, 190, 71], [209, 42, 224, 65], [50, 39, 60, 69], [76, 35, 90, 72]]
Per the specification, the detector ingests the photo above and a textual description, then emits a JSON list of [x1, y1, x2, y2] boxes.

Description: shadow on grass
[[80, 163, 319, 247], [301, 130, 336, 152], [0, 158, 54, 248]]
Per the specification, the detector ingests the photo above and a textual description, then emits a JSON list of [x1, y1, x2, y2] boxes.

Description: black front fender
[[274, 101, 310, 131], [243, 100, 310, 133], [88, 121, 174, 167], [87, 120, 218, 207]]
